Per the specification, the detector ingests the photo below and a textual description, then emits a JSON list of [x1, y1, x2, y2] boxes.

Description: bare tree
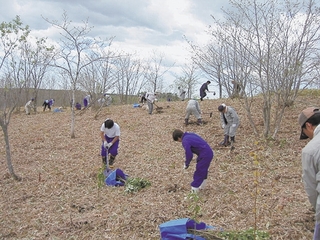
[[174, 63, 200, 99], [43, 11, 114, 138], [190, 0, 320, 138], [78, 45, 118, 108], [144, 51, 170, 93], [0, 16, 30, 180], [114, 54, 144, 104], [20, 38, 55, 109]]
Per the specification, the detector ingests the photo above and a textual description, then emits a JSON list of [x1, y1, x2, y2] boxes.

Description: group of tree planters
[[24, 98, 55, 114]]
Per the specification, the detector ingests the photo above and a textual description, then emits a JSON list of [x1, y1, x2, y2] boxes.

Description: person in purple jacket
[[173, 129, 214, 193]]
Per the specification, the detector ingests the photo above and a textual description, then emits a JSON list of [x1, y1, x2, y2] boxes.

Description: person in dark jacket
[[199, 81, 211, 101], [173, 129, 214, 193]]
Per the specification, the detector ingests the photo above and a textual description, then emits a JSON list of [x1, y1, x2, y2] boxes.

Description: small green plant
[[186, 192, 202, 222], [97, 166, 105, 189], [278, 138, 287, 148], [218, 228, 270, 240], [124, 177, 151, 193]]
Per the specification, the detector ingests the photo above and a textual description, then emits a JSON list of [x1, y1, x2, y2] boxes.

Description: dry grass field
[[0, 95, 319, 239]]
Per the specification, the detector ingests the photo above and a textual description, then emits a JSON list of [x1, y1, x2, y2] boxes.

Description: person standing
[[172, 129, 214, 193], [231, 80, 242, 98], [25, 98, 34, 115], [298, 107, 320, 240], [145, 92, 157, 114], [83, 95, 90, 108], [100, 118, 120, 169], [178, 87, 186, 101], [199, 81, 211, 101], [185, 99, 202, 125], [218, 103, 240, 149]]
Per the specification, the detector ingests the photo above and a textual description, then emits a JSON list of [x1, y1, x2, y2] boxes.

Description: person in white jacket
[[145, 92, 157, 114], [218, 103, 240, 147], [25, 98, 34, 115], [298, 107, 320, 240], [178, 87, 186, 101], [185, 99, 202, 125]]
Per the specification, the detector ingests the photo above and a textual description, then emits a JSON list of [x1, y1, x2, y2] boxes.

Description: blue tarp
[[105, 168, 128, 186], [159, 218, 208, 240]]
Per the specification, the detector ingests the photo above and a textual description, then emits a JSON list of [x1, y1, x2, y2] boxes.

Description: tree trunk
[[70, 89, 76, 139], [1, 123, 20, 180]]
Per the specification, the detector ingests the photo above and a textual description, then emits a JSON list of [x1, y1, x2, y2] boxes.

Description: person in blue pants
[[172, 129, 214, 193]]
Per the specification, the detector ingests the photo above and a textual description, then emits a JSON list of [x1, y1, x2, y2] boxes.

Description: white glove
[[221, 124, 225, 129], [106, 142, 113, 149], [103, 141, 113, 148], [232, 124, 236, 127]]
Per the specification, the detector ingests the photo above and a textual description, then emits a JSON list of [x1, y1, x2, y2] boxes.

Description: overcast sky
[[1, 0, 229, 94]]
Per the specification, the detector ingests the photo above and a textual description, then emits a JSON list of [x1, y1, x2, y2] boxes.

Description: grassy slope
[[0, 95, 318, 239]]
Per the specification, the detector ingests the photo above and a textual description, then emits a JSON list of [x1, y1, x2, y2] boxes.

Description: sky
[[0, 0, 229, 96]]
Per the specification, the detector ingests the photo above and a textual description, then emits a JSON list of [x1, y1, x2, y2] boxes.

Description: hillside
[[0, 95, 318, 239]]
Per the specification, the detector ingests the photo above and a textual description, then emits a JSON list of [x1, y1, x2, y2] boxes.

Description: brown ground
[[0, 95, 318, 239]]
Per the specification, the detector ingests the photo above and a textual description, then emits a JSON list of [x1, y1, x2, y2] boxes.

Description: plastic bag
[[159, 218, 207, 240], [105, 168, 128, 186]]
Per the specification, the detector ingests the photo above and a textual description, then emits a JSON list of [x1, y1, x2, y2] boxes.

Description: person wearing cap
[[25, 98, 35, 115], [199, 81, 211, 101], [100, 118, 120, 169], [145, 92, 157, 114], [298, 107, 320, 239], [218, 103, 240, 148], [172, 129, 214, 193], [185, 99, 203, 125]]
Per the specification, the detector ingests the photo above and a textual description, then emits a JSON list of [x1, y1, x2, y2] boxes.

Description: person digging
[[100, 118, 120, 169], [184, 99, 203, 125], [218, 103, 240, 150], [172, 129, 214, 193]]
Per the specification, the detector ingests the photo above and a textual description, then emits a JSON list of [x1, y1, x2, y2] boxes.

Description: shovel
[[202, 112, 213, 118], [153, 102, 163, 111], [103, 147, 112, 177]]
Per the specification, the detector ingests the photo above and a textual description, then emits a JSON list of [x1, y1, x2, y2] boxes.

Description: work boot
[[197, 118, 203, 125], [102, 156, 107, 165], [185, 119, 189, 125], [230, 136, 235, 143], [220, 135, 230, 147], [109, 155, 116, 168], [230, 136, 235, 151]]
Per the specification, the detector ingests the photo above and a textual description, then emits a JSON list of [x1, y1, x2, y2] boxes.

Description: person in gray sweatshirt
[[185, 99, 202, 125], [298, 107, 320, 240], [218, 103, 240, 148]]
